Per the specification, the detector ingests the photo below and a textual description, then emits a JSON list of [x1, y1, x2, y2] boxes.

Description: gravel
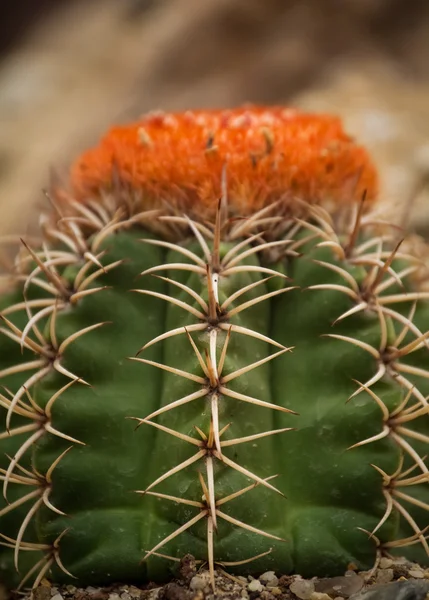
[[10, 555, 429, 600]]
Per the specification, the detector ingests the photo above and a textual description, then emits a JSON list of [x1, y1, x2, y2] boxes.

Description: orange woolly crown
[[70, 106, 378, 215]]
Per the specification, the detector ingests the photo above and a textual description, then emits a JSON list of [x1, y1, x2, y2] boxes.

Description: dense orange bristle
[[70, 107, 378, 215]]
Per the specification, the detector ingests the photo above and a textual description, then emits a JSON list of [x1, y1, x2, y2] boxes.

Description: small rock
[[148, 588, 161, 600], [108, 595, 121, 600], [158, 583, 189, 600], [290, 577, 315, 600], [33, 587, 52, 600], [259, 571, 279, 588], [378, 558, 393, 569], [128, 587, 142, 599], [65, 586, 77, 594], [278, 574, 294, 589], [50, 594, 63, 600], [349, 579, 429, 600], [121, 593, 132, 600], [409, 569, 425, 579], [309, 593, 332, 600], [375, 569, 394, 584], [269, 587, 282, 596], [189, 573, 211, 592], [315, 572, 363, 597], [248, 579, 264, 593]]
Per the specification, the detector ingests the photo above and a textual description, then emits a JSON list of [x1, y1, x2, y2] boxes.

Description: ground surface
[[1, 555, 428, 600]]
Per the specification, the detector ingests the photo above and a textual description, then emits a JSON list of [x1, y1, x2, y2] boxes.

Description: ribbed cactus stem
[[0, 107, 428, 592]]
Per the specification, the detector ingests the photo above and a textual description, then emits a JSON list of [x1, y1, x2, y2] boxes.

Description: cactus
[[0, 107, 428, 592]]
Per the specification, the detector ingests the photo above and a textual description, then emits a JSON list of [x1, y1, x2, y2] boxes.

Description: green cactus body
[[0, 107, 428, 591]]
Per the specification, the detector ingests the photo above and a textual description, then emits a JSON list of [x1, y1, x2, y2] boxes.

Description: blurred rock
[[349, 579, 429, 600], [314, 571, 363, 597]]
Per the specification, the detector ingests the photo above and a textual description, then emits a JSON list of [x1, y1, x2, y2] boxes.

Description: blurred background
[[1, 0, 429, 237]]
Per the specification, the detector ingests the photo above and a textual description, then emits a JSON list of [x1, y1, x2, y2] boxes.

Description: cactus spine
[[0, 108, 428, 592]]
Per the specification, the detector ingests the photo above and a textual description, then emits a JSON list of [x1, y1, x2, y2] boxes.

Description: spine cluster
[[130, 200, 299, 587]]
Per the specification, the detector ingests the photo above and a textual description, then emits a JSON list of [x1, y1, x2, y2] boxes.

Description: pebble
[[378, 558, 393, 570], [314, 572, 363, 597], [349, 579, 429, 600], [190, 573, 211, 592], [50, 594, 63, 600], [290, 577, 315, 599], [269, 587, 282, 596], [259, 571, 279, 588], [33, 587, 51, 600], [108, 595, 121, 600], [31, 585, 51, 600], [120, 593, 132, 600], [409, 569, 425, 579], [375, 569, 394, 584], [65, 586, 77, 594], [248, 579, 264, 593], [309, 593, 332, 600]]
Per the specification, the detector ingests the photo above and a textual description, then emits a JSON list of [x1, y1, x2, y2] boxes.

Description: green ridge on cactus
[[0, 199, 429, 591]]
